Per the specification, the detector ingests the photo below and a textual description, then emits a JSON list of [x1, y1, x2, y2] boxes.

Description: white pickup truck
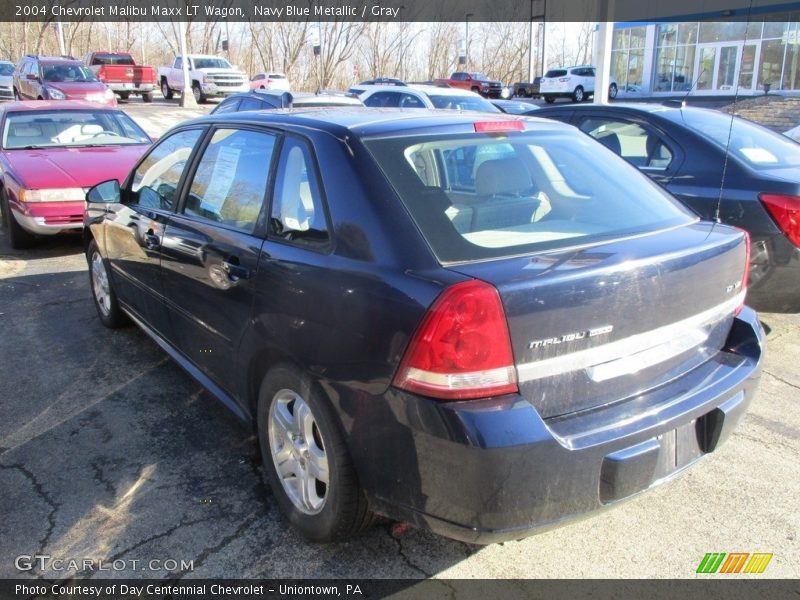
[[158, 55, 249, 103]]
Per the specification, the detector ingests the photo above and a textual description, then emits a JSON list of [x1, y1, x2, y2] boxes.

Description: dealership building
[[611, 18, 800, 96]]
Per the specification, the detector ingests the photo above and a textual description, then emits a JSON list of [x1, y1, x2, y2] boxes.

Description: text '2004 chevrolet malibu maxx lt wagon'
[[84, 109, 763, 544]]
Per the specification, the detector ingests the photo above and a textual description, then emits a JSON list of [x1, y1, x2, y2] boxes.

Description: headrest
[[596, 131, 621, 155], [475, 157, 532, 197]]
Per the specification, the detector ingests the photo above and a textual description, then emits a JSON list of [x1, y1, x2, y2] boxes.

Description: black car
[[84, 109, 762, 544], [530, 103, 800, 312], [211, 90, 362, 114]]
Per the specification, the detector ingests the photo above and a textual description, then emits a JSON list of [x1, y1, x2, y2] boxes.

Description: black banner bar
[[2, 579, 800, 600]]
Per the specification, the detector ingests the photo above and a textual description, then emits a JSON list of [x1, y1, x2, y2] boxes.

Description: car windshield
[[41, 63, 96, 82], [427, 95, 500, 113], [92, 54, 136, 66], [193, 58, 232, 69], [3, 110, 151, 149], [0, 63, 14, 76], [365, 129, 694, 263], [673, 109, 800, 170]]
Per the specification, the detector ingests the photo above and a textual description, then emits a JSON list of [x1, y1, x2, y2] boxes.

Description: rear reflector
[[474, 121, 525, 133], [735, 228, 750, 316], [393, 280, 518, 401], [759, 193, 800, 247]]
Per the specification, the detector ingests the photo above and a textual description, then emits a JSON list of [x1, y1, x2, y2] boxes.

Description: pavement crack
[[1, 463, 59, 557], [107, 515, 218, 565], [170, 515, 260, 578], [763, 369, 800, 391], [384, 524, 431, 578]]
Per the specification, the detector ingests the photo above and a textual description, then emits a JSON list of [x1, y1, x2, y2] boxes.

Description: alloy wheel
[[268, 389, 330, 515], [91, 251, 112, 317]]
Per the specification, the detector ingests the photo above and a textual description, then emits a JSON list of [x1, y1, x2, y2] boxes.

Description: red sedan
[[0, 101, 152, 249]]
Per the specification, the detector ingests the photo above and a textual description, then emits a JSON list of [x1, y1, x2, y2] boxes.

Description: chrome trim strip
[[516, 291, 745, 383]]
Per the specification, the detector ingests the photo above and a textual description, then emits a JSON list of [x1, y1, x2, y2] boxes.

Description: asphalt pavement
[[0, 99, 797, 582]]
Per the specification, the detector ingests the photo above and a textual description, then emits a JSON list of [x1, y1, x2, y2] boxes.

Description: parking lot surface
[[0, 100, 798, 580]]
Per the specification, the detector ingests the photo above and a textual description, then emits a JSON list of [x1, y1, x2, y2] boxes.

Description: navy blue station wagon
[[84, 109, 763, 543]]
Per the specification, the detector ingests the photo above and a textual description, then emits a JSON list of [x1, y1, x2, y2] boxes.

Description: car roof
[[0, 100, 121, 112], [407, 85, 482, 97], [179, 107, 573, 138], [35, 57, 83, 64], [535, 101, 694, 116]]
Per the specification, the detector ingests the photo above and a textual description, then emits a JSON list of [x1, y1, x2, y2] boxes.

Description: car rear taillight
[[558, 77, 570, 82], [759, 193, 800, 247], [393, 280, 518, 401]]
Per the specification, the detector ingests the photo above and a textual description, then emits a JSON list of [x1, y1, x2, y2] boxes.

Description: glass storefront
[[614, 17, 800, 95], [611, 26, 646, 92]]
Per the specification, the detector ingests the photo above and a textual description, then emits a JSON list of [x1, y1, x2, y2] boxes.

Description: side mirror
[[26, 73, 39, 81], [86, 179, 120, 204]]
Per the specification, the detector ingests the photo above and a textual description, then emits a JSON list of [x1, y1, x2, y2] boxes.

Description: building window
[[612, 26, 646, 91], [654, 23, 697, 92]]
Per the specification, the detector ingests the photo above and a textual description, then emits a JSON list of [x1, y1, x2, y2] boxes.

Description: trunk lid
[[448, 222, 747, 418]]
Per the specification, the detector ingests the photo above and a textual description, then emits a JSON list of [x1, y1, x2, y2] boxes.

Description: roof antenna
[[714, 0, 755, 224], [663, 67, 706, 109]]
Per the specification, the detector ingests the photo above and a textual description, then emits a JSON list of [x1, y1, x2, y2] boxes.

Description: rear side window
[[239, 98, 264, 111], [365, 130, 693, 263], [363, 91, 399, 108], [129, 129, 203, 210], [578, 117, 674, 169], [270, 138, 329, 248], [184, 128, 276, 233], [545, 69, 567, 78]]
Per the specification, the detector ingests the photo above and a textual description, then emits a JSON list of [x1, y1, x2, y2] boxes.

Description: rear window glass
[[545, 70, 567, 78], [365, 130, 694, 263], [427, 95, 500, 112], [673, 109, 800, 170], [91, 54, 136, 66]]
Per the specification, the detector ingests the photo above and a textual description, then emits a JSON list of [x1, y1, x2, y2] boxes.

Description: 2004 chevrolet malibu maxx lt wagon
[[84, 109, 764, 544]]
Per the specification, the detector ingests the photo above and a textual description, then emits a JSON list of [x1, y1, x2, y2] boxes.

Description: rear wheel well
[[246, 347, 296, 427]]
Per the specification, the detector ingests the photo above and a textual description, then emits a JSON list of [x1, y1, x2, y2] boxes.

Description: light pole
[[465, 13, 474, 71]]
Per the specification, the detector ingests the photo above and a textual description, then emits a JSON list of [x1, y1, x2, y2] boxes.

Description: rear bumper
[[107, 83, 155, 93], [342, 307, 763, 544], [11, 201, 84, 235]]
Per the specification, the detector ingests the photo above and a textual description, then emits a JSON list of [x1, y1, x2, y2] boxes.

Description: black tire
[[608, 83, 618, 100], [142, 92, 154, 103], [118, 92, 130, 101], [1, 187, 36, 249], [544, 95, 555, 103], [87, 239, 129, 328], [192, 82, 206, 104], [13, 87, 20, 101], [161, 79, 173, 100], [572, 86, 585, 102], [257, 364, 373, 542]]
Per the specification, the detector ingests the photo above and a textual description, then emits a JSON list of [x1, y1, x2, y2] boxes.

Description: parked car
[[531, 102, 800, 311], [158, 55, 249, 103], [13, 55, 116, 106], [513, 77, 542, 98], [346, 78, 407, 98], [0, 61, 15, 101], [360, 85, 500, 112], [84, 108, 761, 544], [83, 51, 157, 102], [491, 99, 538, 114], [211, 90, 361, 114], [249, 72, 291, 92], [432, 71, 503, 98], [0, 100, 151, 249], [539, 65, 618, 103]]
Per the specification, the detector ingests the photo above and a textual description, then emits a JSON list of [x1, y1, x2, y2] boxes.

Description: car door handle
[[143, 230, 160, 250], [222, 260, 252, 281]]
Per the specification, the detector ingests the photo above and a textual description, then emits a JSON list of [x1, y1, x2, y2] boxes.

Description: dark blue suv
[[84, 109, 763, 543]]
